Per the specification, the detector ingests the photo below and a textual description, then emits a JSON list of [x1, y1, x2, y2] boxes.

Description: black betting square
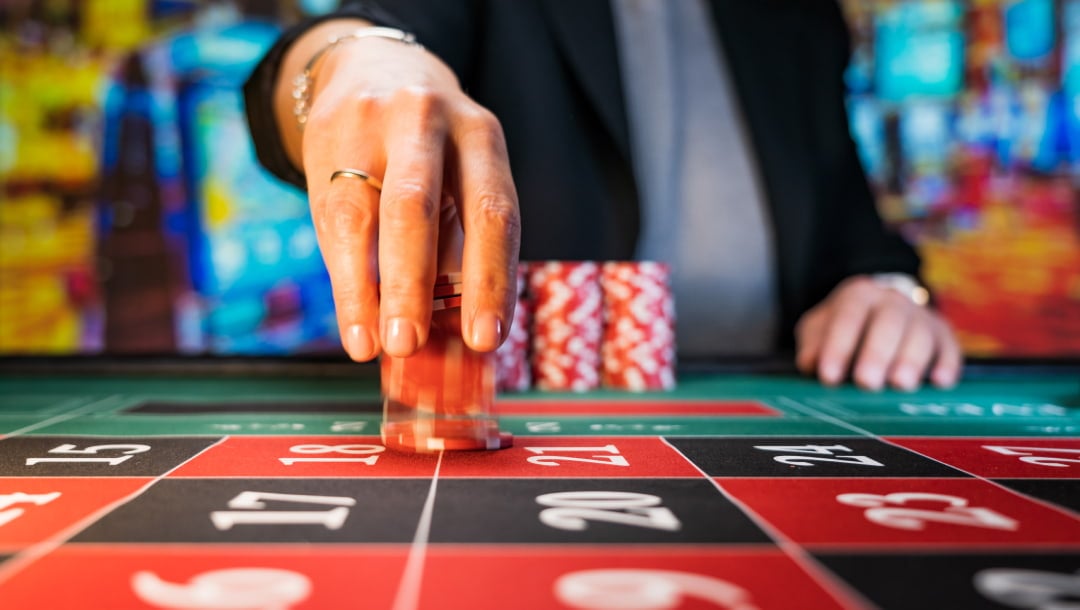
[[995, 479, 1080, 514], [428, 478, 772, 545], [0, 436, 221, 477], [667, 436, 969, 477], [71, 478, 429, 544], [816, 552, 1080, 610]]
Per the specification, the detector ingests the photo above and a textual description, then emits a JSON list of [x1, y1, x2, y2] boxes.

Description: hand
[[286, 27, 520, 362], [795, 276, 963, 391]]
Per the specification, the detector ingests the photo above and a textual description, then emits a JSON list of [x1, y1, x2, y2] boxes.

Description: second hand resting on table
[[269, 18, 962, 392]]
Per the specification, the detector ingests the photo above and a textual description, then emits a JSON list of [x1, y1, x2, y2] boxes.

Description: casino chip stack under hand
[[528, 261, 603, 391], [600, 261, 676, 391]]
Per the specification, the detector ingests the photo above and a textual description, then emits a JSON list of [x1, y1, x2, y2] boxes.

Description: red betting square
[[0, 477, 148, 551], [718, 478, 1080, 549], [888, 437, 1080, 479], [0, 544, 407, 610], [495, 398, 780, 417], [169, 435, 438, 478], [439, 436, 702, 478], [419, 546, 854, 609]]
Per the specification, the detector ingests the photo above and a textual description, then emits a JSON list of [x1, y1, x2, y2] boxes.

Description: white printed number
[[557, 569, 759, 610], [25, 443, 151, 466], [210, 491, 356, 531], [975, 568, 1080, 609], [0, 492, 62, 527], [278, 443, 384, 466], [837, 492, 1018, 532], [132, 568, 311, 610], [536, 491, 681, 532], [753, 444, 884, 467], [983, 445, 1080, 468], [525, 445, 629, 467]]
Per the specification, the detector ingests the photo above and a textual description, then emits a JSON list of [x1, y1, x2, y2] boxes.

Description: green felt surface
[[0, 371, 1075, 438]]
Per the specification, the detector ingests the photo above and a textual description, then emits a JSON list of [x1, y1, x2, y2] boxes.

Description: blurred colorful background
[[1, 0, 1078, 357]]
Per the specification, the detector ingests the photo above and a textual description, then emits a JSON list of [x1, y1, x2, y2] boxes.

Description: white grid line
[[391, 450, 444, 610], [0, 434, 230, 585], [659, 435, 877, 610], [777, 397, 1080, 526], [1, 395, 123, 438]]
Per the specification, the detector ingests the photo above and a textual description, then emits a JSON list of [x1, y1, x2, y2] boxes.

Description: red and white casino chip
[[600, 261, 676, 391], [496, 264, 532, 393], [528, 261, 603, 392]]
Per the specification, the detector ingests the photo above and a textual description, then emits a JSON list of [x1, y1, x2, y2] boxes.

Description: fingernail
[[470, 311, 502, 352], [857, 364, 885, 391], [892, 366, 918, 391], [345, 324, 375, 361], [932, 369, 957, 388], [820, 362, 842, 385], [384, 317, 418, 356]]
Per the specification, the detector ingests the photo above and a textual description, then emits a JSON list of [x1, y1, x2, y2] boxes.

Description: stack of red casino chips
[[528, 261, 603, 391], [600, 261, 676, 391], [381, 273, 512, 452], [495, 264, 531, 392]]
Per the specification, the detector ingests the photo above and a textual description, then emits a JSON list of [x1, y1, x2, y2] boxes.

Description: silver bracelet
[[291, 26, 422, 128], [872, 273, 930, 306]]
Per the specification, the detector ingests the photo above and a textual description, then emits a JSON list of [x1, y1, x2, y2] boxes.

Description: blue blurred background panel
[[874, 1, 965, 102]]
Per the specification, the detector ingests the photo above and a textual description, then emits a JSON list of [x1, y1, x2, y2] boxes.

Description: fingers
[[801, 276, 965, 392], [887, 314, 935, 391], [795, 308, 826, 375], [852, 293, 912, 391], [453, 108, 521, 352], [881, 312, 963, 391], [310, 177, 383, 361], [301, 82, 391, 362], [295, 44, 505, 360], [377, 90, 450, 357], [305, 87, 514, 358], [815, 280, 877, 386], [930, 317, 964, 388]]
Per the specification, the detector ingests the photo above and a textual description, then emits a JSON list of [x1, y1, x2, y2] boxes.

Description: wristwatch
[[871, 273, 930, 306]]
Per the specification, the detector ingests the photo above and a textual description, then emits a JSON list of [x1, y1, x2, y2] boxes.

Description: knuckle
[[394, 85, 444, 116], [331, 281, 368, 312], [378, 277, 429, 308], [469, 270, 507, 302], [384, 180, 440, 224], [312, 90, 384, 128], [317, 193, 376, 241], [894, 345, 927, 369], [460, 106, 505, 138], [819, 340, 852, 363], [848, 279, 881, 303], [472, 192, 520, 237], [834, 298, 866, 321], [795, 308, 822, 335], [350, 91, 386, 123], [858, 345, 893, 368]]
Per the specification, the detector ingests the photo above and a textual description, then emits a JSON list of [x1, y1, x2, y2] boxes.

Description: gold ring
[[330, 168, 383, 192]]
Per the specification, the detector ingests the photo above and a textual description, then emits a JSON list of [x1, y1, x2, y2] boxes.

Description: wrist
[[292, 26, 424, 128]]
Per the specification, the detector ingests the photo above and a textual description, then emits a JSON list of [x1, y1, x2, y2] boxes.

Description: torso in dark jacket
[[244, 0, 921, 348]]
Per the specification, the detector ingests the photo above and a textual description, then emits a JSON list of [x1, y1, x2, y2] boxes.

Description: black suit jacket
[[244, 0, 921, 348]]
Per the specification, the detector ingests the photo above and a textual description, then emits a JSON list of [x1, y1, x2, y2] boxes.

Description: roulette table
[[0, 358, 1076, 609]]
